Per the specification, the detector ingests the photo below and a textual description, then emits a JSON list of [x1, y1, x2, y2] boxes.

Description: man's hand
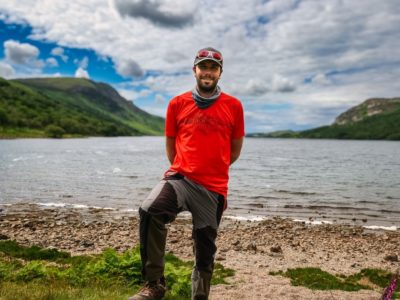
[[166, 136, 176, 165], [230, 137, 243, 165]]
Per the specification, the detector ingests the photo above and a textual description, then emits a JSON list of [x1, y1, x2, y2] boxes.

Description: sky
[[0, 0, 399, 133]]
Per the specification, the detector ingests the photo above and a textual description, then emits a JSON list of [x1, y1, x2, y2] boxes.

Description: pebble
[[216, 255, 226, 261], [270, 245, 283, 253], [0, 233, 9, 240], [384, 254, 398, 262], [81, 240, 94, 247]]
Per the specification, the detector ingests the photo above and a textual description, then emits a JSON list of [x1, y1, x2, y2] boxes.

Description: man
[[129, 47, 244, 300]]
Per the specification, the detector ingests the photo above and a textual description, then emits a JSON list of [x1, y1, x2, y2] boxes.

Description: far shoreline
[[2, 133, 400, 141], [1, 202, 399, 232]]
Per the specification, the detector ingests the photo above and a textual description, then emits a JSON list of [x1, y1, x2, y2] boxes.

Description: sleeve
[[165, 99, 177, 137], [232, 101, 245, 139]]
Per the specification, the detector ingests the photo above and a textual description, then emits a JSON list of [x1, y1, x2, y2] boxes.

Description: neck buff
[[192, 85, 221, 109]]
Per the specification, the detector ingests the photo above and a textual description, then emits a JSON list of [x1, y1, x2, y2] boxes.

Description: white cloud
[[134, 105, 166, 117], [46, 57, 58, 67], [79, 56, 89, 69], [228, 75, 295, 97], [311, 73, 331, 85], [4, 39, 43, 68], [50, 47, 63, 56], [51, 46, 68, 62], [117, 87, 151, 100], [117, 89, 139, 101], [140, 72, 194, 96], [75, 67, 90, 78], [271, 74, 295, 93], [0, 61, 15, 78], [114, 59, 143, 78], [243, 78, 270, 96]]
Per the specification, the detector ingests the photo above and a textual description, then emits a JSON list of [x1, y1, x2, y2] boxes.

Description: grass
[[0, 127, 45, 138], [0, 240, 234, 300], [15, 77, 96, 91], [0, 281, 134, 300], [270, 267, 399, 298]]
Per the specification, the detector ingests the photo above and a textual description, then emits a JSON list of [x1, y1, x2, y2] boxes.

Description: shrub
[[15, 261, 47, 281], [45, 125, 65, 138]]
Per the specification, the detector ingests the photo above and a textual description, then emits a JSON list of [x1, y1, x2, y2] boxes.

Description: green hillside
[[0, 77, 164, 138], [248, 98, 400, 140], [299, 107, 400, 140]]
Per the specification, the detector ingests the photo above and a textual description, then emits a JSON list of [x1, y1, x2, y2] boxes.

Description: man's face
[[193, 60, 222, 93]]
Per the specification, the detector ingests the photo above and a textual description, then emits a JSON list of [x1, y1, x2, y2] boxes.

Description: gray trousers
[[139, 173, 225, 300]]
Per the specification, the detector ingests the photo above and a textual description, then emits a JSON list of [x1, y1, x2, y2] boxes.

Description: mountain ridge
[[334, 97, 400, 125], [0, 76, 164, 138]]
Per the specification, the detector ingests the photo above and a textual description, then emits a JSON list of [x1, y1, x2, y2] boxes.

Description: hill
[[300, 98, 400, 140], [0, 77, 164, 138], [334, 98, 400, 125], [248, 97, 400, 140]]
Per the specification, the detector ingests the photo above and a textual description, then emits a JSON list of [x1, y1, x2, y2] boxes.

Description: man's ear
[[192, 66, 196, 74]]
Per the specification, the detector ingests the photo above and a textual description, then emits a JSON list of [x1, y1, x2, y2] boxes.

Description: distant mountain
[[333, 98, 400, 125], [247, 97, 400, 140], [0, 77, 164, 138]]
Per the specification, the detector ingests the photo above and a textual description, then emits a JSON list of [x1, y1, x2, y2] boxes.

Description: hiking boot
[[128, 278, 166, 300]]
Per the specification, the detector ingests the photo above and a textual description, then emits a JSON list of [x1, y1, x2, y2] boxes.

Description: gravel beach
[[0, 203, 399, 299]]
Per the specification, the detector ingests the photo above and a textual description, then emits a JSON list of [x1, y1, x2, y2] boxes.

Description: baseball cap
[[194, 47, 223, 68]]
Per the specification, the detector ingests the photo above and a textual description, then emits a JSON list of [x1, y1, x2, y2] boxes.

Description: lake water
[[1, 137, 399, 229]]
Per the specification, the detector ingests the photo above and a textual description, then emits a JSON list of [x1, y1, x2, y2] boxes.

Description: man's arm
[[230, 137, 243, 165], [166, 136, 176, 165]]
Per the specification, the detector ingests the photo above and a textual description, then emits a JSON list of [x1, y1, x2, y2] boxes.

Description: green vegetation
[[299, 106, 400, 140], [270, 267, 399, 298], [0, 77, 164, 139], [0, 240, 234, 300], [247, 130, 300, 138]]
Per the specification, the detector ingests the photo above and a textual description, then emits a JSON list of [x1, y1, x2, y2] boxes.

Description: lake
[[1, 137, 399, 229]]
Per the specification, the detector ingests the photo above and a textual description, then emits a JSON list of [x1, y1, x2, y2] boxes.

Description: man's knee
[[140, 181, 179, 223]]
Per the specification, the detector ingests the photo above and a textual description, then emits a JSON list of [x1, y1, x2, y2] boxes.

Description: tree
[[0, 108, 8, 125], [59, 118, 80, 133], [45, 125, 65, 138]]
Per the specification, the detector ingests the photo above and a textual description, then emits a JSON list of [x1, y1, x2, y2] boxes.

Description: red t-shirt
[[165, 91, 245, 200]]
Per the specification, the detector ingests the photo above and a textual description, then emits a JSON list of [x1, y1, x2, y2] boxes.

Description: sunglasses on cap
[[196, 50, 223, 62]]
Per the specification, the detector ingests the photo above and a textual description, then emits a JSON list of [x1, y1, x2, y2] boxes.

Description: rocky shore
[[1, 203, 399, 299]]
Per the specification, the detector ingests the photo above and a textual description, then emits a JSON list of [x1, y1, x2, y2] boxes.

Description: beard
[[196, 76, 219, 94]]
